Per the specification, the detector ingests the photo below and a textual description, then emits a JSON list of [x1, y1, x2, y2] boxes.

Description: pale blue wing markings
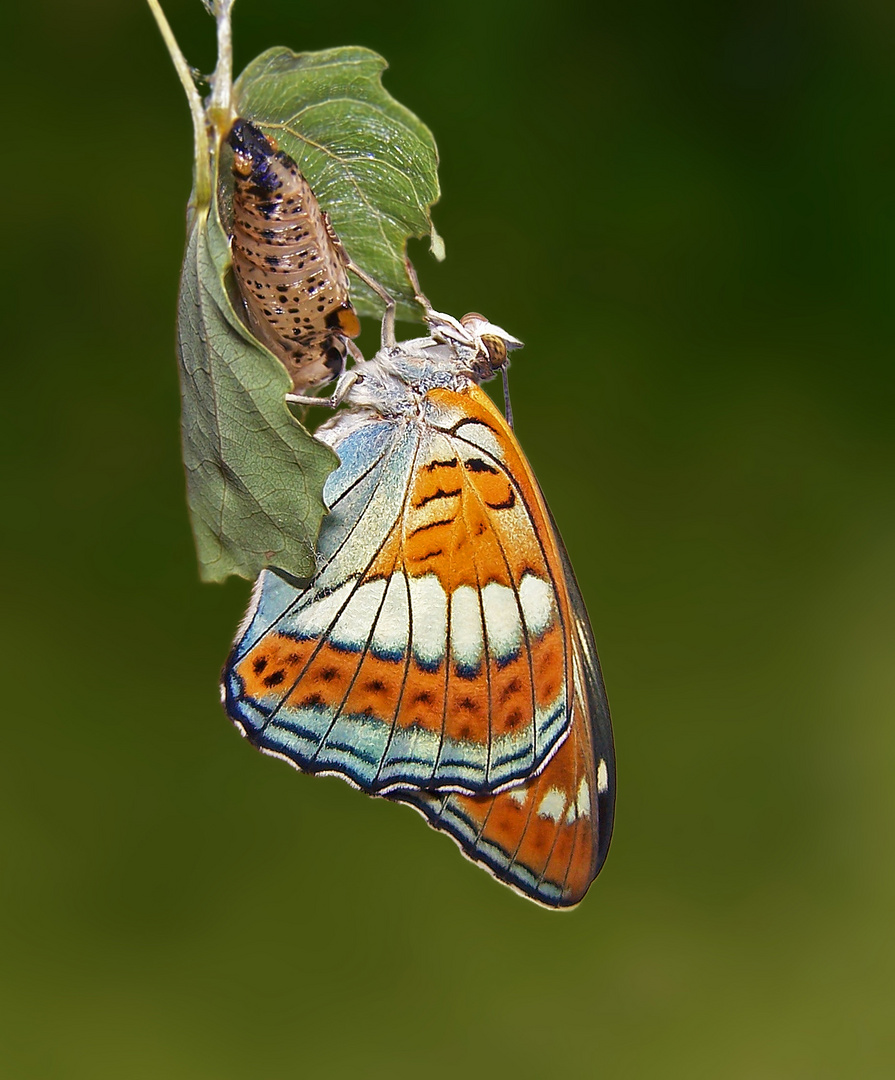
[[310, 427, 416, 583], [227, 424, 404, 664], [306, 426, 423, 782], [256, 487, 410, 737], [254, 426, 458, 790], [322, 420, 397, 508], [244, 427, 415, 655], [227, 432, 422, 785], [229, 569, 310, 664], [369, 566, 417, 788], [315, 432, 405, 566], [308, 518, 409, 776]]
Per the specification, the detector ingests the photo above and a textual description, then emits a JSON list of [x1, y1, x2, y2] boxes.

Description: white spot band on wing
[[329, 579, 387, 650], [519, 574, 555, 638], [370, 573, 409, 655], [409, 574, 447, 665], [451, 585, 483, 668], [537, 787, 566, 822], [577, 776, 591, 817], [597, 759, 609, 794], [482, 581, 522, 662], [293, 578, 356, 636]]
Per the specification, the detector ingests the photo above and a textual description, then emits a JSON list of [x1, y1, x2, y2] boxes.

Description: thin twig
[[145, 0, 211, 208], [209, 0, 237, 133]]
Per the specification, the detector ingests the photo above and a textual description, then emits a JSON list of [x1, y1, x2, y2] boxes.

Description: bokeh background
[[2, 0, 893, 1076]]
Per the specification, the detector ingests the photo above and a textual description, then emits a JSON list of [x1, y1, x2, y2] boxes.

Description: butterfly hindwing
[[223, 386, 577, 796], [393, 512, 615, 908]]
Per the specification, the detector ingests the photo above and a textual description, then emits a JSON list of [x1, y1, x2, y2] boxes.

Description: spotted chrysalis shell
[[227, 119, 361, 392]]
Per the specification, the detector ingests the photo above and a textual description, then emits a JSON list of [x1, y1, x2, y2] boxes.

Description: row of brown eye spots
[[490, 659, 534, 737], [442, 682, 489, 744], [242, 640, 313, 697]]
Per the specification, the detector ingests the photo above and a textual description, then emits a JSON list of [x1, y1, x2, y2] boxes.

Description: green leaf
[[234, 46, 442, 322], [177, 184, 337, 583]]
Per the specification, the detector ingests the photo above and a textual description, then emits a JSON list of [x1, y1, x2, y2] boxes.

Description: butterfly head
[[423, 309, 523, 382], [460, 312, 523, 378]]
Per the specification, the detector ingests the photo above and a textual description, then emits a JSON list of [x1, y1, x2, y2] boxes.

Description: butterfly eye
[[480, 333, 507, 370]]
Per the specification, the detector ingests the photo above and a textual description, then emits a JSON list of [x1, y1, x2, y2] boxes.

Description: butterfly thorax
[[312, 338, 475, 423]]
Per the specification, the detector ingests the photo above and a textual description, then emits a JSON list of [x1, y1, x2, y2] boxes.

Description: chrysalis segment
[[227, 119, 361, 392]]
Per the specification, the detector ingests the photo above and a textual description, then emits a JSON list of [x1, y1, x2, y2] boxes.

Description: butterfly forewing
[[393, 513, 614, 908], [224, 385, 576, 797]]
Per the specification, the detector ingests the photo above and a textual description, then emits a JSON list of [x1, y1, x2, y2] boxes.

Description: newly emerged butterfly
[[221, 303, 616, 908], [227, 118, 362, 392]]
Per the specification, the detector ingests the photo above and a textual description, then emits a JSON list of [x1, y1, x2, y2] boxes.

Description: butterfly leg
[[286, 369, 359, 410], [404, 255, 433, 314], [346, 261, 396, 349], [403, 257, 481, 351]]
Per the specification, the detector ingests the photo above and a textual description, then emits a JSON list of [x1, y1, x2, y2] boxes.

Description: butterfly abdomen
[[227, 118, 361, 392]]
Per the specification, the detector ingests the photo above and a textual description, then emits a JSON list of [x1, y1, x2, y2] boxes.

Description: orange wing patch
[[226, 382, 578, 795], [395, 692, 603, 907]]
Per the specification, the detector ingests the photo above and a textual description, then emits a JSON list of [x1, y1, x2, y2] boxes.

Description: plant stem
[[146, 0, 211, 209], [209, 0, 236, 130]]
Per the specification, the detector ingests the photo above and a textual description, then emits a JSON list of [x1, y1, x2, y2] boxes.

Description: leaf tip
[[429, 226, 446, 262]]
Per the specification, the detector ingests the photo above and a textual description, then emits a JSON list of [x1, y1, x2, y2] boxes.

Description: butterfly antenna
[[345, 261, 395, 348], [404, 255, 434, 317], [501, 365, 515, 430]]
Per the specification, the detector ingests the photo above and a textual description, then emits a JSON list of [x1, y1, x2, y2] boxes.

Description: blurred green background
[[2, 0, 893, 1076]]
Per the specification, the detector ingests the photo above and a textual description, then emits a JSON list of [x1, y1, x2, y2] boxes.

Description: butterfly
[[228, 118, 385, 392], [221, 306, 616, 907]]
